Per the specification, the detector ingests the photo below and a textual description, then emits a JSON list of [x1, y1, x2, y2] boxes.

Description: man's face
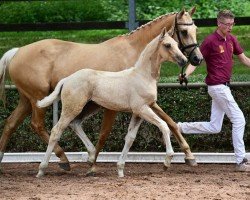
[[217, 17, 235, 36]]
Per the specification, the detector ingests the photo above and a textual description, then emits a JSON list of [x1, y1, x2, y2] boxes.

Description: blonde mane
[[124, 12, 176, 36]]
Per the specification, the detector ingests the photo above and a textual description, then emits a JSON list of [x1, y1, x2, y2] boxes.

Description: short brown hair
[[217, 10, 235, 20]]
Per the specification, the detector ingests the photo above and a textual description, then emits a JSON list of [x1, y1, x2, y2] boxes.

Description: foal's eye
[[164, 43, 171, 49], [181, 30, 188, 37]]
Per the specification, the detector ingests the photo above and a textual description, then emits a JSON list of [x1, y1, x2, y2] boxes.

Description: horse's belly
[[92, 96, 131, 112]]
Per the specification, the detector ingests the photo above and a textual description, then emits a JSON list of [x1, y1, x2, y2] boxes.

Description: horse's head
[[158, 28, 188, 67], [172, 7, 203, 66]]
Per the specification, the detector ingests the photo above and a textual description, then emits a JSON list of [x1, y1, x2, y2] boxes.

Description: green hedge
[[1, 86, 249, 153]]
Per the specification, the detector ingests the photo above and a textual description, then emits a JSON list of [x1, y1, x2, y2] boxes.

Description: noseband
[[174, 13, 199, 88]]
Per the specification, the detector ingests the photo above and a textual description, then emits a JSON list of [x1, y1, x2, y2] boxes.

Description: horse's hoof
[[36, 170, 44, 178], [58, 162, 71, 171], [163, 165, 171, 171], [118, 170, 124, 178], [185, 158, 198, 166], [86, 169, 96, 177]]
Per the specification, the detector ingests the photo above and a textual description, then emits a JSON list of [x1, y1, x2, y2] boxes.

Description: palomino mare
[[0, 8, 202, 172], [36, 28, 188, 177]]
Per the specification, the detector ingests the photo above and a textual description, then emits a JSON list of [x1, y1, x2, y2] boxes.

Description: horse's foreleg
[[87, 109, 117, 175], [139, 105, 174, 169], [31, 105, 70, 171], [151, 103, 197, 166], [0, 94, 31, 172], [117, 114, 143, 177]]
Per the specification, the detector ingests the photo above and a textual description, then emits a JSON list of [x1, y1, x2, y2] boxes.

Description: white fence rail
[[3, 152, 250, 164]]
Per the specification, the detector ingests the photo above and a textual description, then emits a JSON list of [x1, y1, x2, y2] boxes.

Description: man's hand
[[178, 73, 188, 85]]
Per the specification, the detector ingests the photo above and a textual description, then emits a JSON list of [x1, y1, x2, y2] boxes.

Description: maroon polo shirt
[[200, 31, 243, 85]]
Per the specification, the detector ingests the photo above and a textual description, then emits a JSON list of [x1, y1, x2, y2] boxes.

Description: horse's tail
[[0, 48, 19, 106], [36, 77, 68, 108]]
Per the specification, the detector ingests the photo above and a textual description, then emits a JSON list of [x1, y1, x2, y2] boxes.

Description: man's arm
[[185, 64, 197, 78], [178, 64, 197, 83], [237, 53, 250, 67]]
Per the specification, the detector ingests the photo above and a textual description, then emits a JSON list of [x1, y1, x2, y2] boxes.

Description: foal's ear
[[168, 26, 175, 37], [178, 8, 186, 19], [159, 27, 166, 41], [189, 6, 196, 16]]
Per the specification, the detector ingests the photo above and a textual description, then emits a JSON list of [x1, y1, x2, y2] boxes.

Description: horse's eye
[[164, 43, 171, 49], [181, 30, 188, 36]]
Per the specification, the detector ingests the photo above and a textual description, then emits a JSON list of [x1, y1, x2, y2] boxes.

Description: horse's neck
[[105, 13, 175, 54], [134, 37, 161, 81]]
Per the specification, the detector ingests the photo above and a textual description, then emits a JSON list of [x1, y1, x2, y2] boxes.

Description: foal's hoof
[[58, 162, 71, 171], [185, 158, 198, 166]]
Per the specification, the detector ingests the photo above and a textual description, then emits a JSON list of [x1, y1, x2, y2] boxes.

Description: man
[[178, 10, 250, 171]]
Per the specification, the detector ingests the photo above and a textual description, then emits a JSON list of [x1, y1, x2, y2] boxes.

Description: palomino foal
[[36, 28, 188, 178]]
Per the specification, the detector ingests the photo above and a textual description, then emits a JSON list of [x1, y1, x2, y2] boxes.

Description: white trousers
[[179, 84, 246, 164]]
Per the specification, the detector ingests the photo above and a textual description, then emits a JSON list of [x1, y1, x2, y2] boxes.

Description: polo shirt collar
[[214, 30, 228, 41]]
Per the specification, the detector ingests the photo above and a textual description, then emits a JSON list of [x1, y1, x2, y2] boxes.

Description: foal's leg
[[0, 93, 31, 172], [36, 116, 73, 178], [69, 120, 96, 163], [36, 101, 86, 177], [139, 105, 174, 168], [87, 109, 117, 175], [31, 104, 70, 171], [117, 114, 143, 177], [151, 103, 197, 166]]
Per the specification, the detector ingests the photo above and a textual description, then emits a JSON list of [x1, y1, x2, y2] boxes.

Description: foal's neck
[[134, 36, 162, 81]]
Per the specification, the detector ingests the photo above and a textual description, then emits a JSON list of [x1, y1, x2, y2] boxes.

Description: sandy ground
[[0, 162, 249, 200]]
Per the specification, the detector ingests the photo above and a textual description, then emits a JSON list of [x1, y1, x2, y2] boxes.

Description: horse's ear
[[189, 6, 196, 16], [178, 8, 186, 19], [159, 27, 166, 41]]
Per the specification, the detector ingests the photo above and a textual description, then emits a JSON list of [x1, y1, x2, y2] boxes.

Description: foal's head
[[172, 7, 203, 66], [157, 28, 188, 67]]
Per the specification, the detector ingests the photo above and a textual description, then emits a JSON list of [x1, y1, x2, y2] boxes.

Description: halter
[[174, 13, 199, 88]]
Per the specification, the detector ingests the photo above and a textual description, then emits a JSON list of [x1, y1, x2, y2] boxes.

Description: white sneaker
[[235, 158, 250, 172]]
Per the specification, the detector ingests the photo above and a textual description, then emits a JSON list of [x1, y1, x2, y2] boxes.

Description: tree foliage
[[0, 0, 249, 23]]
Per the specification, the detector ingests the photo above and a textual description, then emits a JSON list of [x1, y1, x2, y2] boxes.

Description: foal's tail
[[0, 48, 19, 106], [36, 77, 68, 108]]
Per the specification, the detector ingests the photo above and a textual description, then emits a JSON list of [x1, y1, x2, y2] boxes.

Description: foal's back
[[60, 67, 156, 113]]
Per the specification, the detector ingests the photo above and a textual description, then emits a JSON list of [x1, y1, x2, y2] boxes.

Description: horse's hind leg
[[87, 109, 117, 175], [31, 104, 70, 171], [151, 103, 197, 166], [36, 114, 74, 178], [37, 97, 86, 178], [69, 120, 96, 163], [0, 93, 31, 172], [117, 114, 143, 177]]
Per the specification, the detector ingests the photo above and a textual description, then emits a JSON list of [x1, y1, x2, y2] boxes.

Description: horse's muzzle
[[190, 55, 203, 66]]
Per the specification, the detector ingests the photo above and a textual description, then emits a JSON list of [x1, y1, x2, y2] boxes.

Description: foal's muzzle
[[177, 57, 188, 67]]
